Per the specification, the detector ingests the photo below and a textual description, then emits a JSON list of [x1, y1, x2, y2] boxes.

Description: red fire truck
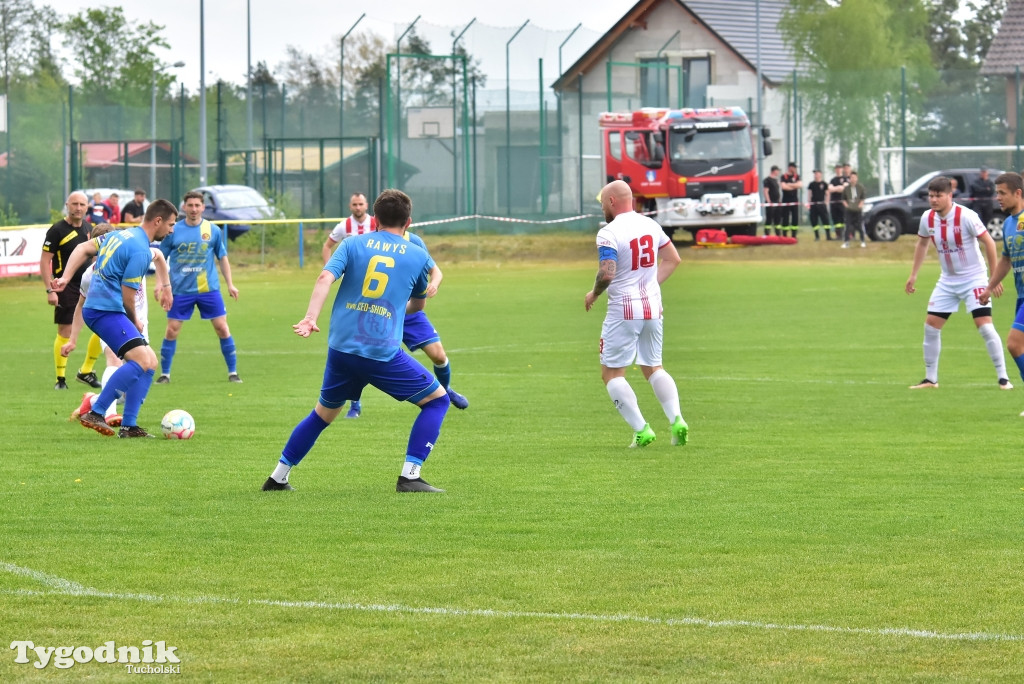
[[599, 107, 772, 238]]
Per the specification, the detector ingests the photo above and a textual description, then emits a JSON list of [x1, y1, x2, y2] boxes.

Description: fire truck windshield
[[668, 128, 753, 172]]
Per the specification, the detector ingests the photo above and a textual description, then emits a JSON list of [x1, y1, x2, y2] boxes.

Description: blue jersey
[[324, 231, 431, 361], [83, 228, 153, 313], [160, 219, 227, 294], [404, 230, 434, 265], [1002, 212, 1024, 297]]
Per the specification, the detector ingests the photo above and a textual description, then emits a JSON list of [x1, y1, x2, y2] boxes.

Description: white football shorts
[[599, 318, 663, 368], [927, 275, 990, 314]]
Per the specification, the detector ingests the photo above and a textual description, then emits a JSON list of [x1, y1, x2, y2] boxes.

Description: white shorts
[[600, 318, 663, 368], [927, 276, 989, 314]]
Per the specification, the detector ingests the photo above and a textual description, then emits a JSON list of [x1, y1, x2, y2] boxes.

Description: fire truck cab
[[600, 107, 772, 238]]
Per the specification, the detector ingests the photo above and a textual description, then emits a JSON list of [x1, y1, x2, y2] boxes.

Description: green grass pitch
[[2, 236, 1024, 680]]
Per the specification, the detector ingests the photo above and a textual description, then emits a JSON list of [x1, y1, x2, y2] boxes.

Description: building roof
[[982, 0, 1024, 76], [553, 0, 794, 90], [685, 0, 792, 82], [78, 142, 196, 167]]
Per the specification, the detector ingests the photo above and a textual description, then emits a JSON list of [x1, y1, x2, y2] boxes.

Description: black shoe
[[55, 377, 68, 390], [262, 477, 294, 491], [228, 373, 242, 383], [76, 371, 102, 388], [396, 476, 445, 493], [118, 425, 156, 438], [80, 410, 114, 436], [155, 374, 170, 384]]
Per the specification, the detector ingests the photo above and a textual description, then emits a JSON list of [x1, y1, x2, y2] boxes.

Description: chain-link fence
[[4, 14, 1024, 230]]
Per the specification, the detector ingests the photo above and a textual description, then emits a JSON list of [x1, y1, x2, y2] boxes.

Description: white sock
[[401, 461, 422, 479], [606, 377, 647, 431], [978, 322, 1008, 380], [271, 462, 291, 484], [923, 324, 941, 383], [101, 365, 117, 389], [648, 369, 682, 423]]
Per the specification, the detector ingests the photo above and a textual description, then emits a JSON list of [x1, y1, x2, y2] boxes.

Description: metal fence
[[3, 13, 1023, 230]]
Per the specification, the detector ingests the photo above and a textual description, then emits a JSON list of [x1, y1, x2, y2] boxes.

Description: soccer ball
[[161, 409, 195, 440]]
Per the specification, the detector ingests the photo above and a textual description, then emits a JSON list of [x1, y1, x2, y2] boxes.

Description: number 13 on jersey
[[629, 235, 655, 270]]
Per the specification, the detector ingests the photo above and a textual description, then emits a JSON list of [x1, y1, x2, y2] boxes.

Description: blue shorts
[[319, 347, 440, 409], [167, 292, 227, 321], [403, 311, 441, 351], [1013, 298, 1024, 333], [83, 308, 147, 358]]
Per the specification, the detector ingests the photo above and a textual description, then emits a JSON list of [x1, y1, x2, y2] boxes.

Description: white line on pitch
[[2, 562, 1021, 643]]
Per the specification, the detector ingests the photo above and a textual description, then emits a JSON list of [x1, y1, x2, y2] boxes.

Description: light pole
[[199, 0, 207, 185], [246, 0, 253, 187], [152, 61, 185, 198]]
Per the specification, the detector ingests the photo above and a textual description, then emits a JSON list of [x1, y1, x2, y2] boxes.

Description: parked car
[[862, 168, 1005, 242], [188, 185, 277, 241]]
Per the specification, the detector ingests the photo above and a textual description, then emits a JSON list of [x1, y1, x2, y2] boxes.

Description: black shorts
[[54, 282, 81, 326]]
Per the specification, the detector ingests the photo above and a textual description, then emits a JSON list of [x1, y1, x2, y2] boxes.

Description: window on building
[[640, 57, 668, 108], [684, 58, 710, 108]]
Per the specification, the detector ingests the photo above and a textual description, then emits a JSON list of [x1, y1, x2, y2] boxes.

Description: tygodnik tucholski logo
[[10, 640, 181, 673]]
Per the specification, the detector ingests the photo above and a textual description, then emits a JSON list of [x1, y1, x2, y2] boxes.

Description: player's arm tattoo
[[593, 259, 616, 297]]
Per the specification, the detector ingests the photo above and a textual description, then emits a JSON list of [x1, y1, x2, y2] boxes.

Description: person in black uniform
[[807, 169, 832, 241], [828, 163, 848, 238], [40, 191, 91, 389], [969, 166, 995, 229], [780, 161, 802, 238], [763, 165, 782, 237]]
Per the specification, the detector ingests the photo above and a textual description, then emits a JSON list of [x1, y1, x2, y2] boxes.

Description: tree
[[910, 0, 1009, 146], [62, 7, 171, 103], [779, 0, 935, 173], [0, 0, 43, 92]]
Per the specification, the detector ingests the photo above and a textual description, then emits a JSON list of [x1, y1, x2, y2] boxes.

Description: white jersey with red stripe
[[327, 214, 377, 243], [596, 211, 670, 321], [917, 203, 988, 284]]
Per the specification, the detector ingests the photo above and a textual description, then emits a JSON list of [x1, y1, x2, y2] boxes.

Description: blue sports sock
[[92, 361, 144, 415], [433, 360, 451, 389], [1014, 353, 1024, 383], [122, 368, 155, 427], [220, 336, 237, 374], [406, 394, 450, 462], [160, 338, 176, 375], [281, 410, 330, 466]]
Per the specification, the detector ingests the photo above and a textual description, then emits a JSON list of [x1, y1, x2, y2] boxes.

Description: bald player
[[584, 180, 689, 448]]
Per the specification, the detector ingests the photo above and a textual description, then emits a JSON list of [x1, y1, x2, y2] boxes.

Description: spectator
[[780, 161, 802, 238], [105, 193, 122, 224], [970, 166, 995, 229], [828, 163, 848, 239], [842, 171, 868, 248], [121, 189, 147, 225], [87, 192, 110, 226], [763, 165, 782, 237], [807, 169, 832, 241]]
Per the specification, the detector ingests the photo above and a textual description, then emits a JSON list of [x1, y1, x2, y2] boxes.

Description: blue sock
[[219, 336, 237, 374], [160, 338, 176, 375], [122, 368, 155, 427], [406, 394, 450, 462], [433, 360, 451, 389], [92, 361, 144, 414], [1014, 353, 1024, 383], [281, 410, 330, 466]]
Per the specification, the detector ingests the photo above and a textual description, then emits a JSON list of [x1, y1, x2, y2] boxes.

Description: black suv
[[863, 168, 1005, 241]]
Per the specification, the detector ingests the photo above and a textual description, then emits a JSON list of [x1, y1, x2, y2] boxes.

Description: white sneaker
[[841, 242, 849, 249], [999, 378, 1014, 390], [860, 241, 867, 248]]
